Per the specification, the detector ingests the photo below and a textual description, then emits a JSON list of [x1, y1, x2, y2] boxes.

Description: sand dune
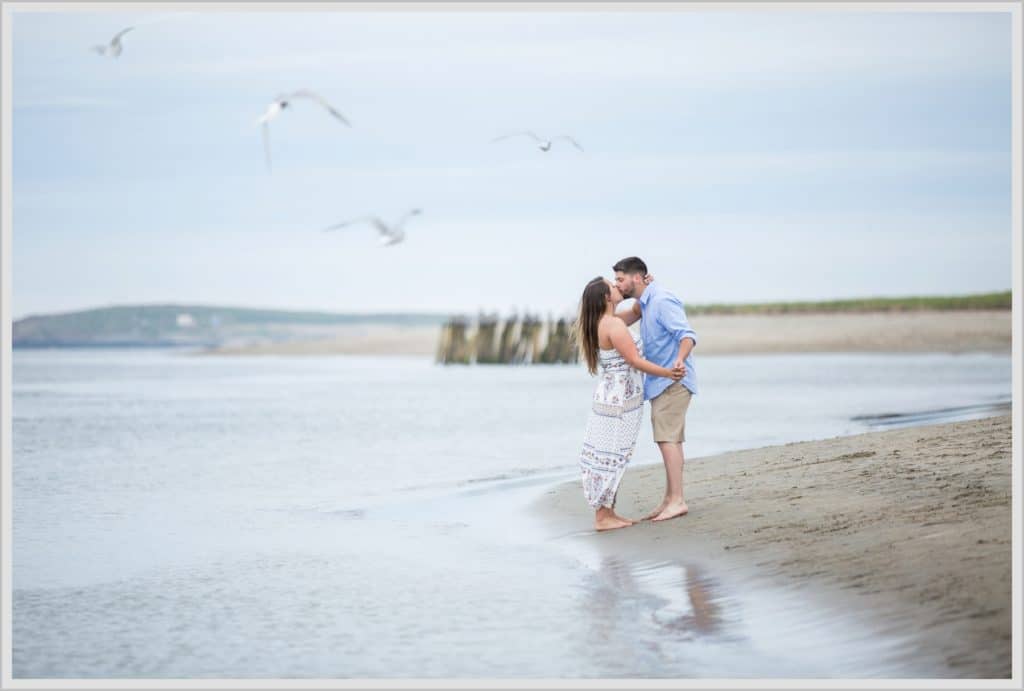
[[689, 310, 1010, 354]]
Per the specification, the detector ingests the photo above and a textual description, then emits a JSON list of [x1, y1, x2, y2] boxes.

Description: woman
[[573, 277, 683, 531]]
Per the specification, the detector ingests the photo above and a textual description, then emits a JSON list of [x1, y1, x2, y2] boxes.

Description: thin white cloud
[[24, 10, 1005, 90], [13, 95, 121, 110]]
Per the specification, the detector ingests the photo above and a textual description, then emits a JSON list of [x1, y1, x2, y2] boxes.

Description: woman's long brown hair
[[573, 277, 610, 375]]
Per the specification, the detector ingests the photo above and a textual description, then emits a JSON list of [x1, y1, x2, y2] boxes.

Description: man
[[613, 256, 697, 522]]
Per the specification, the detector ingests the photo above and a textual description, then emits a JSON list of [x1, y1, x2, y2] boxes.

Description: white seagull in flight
[[258, 90, 351, 170], [492, 131, 584, 152], [323, 209, 422, 247], [92, 27, 134, 58]]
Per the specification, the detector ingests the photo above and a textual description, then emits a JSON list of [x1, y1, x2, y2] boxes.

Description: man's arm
[[655, 296, 698, 373], [675, 336, 696, 373]]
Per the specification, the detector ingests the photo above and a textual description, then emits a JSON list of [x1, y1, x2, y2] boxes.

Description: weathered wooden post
[[514, 315, 541, 364], [498, 315, 518, 363], [435, 319, 452, 363], [539, 315, 560, 363], [474, 313, 499, 364], [557, 317, 578, 363], [529, 316, 544, 363], [438, 316, 471, 364]]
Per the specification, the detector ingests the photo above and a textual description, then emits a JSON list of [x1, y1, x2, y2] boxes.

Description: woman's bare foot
[[595, 507, 635, 531], [595, 514, 633, 531], [651, 501, 689, 522]]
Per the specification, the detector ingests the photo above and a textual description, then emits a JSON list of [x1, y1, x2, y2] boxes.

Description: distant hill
[[13, 304, 449, 348]]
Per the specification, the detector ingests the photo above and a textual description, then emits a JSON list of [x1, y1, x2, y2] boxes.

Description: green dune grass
[[688, 291, 1011, 315]]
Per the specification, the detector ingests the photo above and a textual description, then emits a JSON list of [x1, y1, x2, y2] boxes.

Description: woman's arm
[[606, 319, 680, 380], [614, 300, 642, 327], [614, 275, 654, 326]]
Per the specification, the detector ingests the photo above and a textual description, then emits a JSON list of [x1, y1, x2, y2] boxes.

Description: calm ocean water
[[12, 349, 1011, 678]]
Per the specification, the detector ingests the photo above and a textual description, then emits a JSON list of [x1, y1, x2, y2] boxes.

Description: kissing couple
[[573, 256, 698, 532]]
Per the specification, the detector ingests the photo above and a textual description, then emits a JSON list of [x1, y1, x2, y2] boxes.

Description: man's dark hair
[[612, 256, 648, 275]]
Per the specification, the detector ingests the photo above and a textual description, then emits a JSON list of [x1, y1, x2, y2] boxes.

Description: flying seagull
[[92, 27, 134, 58], [492, 131, 584, 152], [323, 209, 422, 247], [258, 90, 351, 170]]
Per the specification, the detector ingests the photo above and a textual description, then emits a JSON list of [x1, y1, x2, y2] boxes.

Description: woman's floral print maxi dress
[[579, 333, 644, 508]]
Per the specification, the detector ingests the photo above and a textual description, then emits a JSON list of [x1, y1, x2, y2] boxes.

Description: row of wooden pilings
[[436, 314, 579, 365]]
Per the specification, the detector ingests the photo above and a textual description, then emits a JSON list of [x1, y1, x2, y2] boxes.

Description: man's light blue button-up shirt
[[638, 281, 698, 401]]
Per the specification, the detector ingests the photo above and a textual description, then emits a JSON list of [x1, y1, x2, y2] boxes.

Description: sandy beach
[[688, 309, 1010, 354], [199, 325, 442, 356], [197, 310, 1009, 357], [537, 415, 1013, 678]]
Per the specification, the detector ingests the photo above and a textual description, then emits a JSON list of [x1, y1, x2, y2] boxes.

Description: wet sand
[[537, 415, 1013, 678], [199, 310, 1009, 356]]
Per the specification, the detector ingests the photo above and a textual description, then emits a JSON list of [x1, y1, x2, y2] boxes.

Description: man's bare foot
[[643, 500, 668, 520], [595, 515, 633, 531], [651, 501, 689, 522]]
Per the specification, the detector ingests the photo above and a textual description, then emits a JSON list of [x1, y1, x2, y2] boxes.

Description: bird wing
[[323, 216, 387, 233], [491, 131, 542, 144], [257, 101, 280, 125], [554, 136, 584, 151], [112, 26, 134, 42], [91, 45, 107, 55], [288, 89, 351, 126], [393, 208, 422, 229]]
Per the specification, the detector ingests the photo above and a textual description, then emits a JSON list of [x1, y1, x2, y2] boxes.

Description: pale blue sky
[[10, 8, 1014, 318]]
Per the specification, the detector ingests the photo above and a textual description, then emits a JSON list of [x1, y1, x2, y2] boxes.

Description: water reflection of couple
[[574, 256, 698, 531], [588, 557, 724, 642]]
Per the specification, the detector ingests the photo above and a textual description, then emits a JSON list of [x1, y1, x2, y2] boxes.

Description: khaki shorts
[[651, 384, 692, 443]]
